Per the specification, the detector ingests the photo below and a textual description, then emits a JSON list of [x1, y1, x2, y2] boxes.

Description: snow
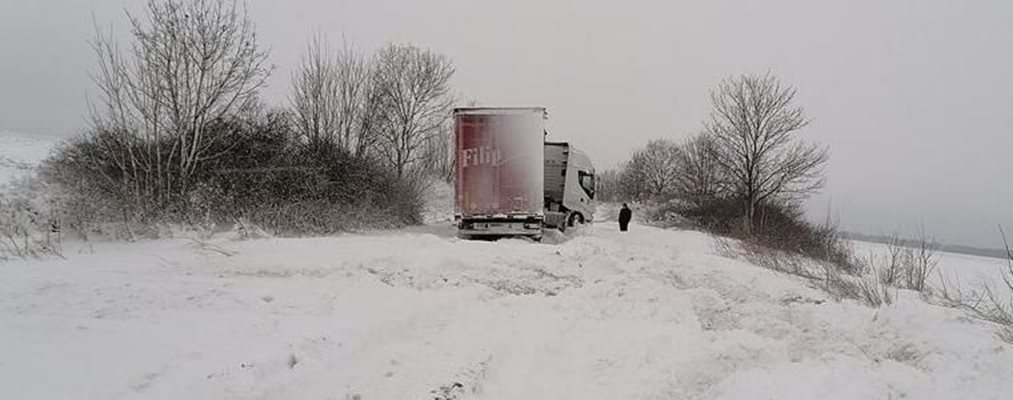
[[0, 130, 54, 186], [2, 222, 1011, 399], [853, 240, 1012, 289]]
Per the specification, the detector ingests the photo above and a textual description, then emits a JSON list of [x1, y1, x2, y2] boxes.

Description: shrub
[[714, 233, 888, 307], [692, 197, 857, 272], [638, 199, 696, 229], [874, 233, 938, 292], [935, 230, 1013, 343], [41, 111, 424, 237], [0, 177, 63, 260]]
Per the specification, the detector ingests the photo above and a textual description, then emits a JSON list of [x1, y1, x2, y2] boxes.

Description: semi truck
[[454, 107, 596, 239]]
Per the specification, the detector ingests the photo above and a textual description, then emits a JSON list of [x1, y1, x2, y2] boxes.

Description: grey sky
[[1, 0, 1011, 248]]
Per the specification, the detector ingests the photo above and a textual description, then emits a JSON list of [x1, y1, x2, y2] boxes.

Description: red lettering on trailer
[[460, 146, 502, 168]]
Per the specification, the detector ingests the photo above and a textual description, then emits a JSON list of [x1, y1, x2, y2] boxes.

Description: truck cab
[[543, 142, 596, 230]]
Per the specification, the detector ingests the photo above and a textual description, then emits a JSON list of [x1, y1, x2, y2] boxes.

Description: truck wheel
[[568, 213, 585, 228]]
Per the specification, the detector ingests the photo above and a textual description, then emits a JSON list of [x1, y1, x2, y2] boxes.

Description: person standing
[[618, 203, 632, 232]]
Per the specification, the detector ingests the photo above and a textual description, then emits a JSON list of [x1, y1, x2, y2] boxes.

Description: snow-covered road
[[2, 222, 1011, 399]]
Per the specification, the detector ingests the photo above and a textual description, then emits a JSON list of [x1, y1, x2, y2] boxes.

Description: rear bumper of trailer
[[456, 215, 544, 238]]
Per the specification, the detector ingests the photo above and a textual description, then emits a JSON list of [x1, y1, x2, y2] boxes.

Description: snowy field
[[3, 222, 1012, 399], [853, 240, 1012, 291], [0, 130, 53, 186]]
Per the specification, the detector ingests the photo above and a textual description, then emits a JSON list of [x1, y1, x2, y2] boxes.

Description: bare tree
[[371, 43, 455, 178], [705, 73, 828, 229], [622, 139, 682, 201], [290, 34, 339, 147], [594, 169, 623, 202], [91, 0, 271, 201], [420, 121, 455, 182], [616, 161, 645, 202], [673, 133, 723, 205], [290, 35, 375, 155]]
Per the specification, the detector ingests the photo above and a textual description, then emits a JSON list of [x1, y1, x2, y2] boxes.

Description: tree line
[[600, 73, 842, 265], [42, 0, 457, 236]]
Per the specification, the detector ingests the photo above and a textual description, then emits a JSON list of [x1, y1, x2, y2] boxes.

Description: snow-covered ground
[[3, 221, 1012, 399], [0, 130, 54, 186], [853, 240, 1012, 291]]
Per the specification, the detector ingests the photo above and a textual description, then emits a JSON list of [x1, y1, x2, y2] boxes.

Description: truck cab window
[[578, 171, 595, 199]]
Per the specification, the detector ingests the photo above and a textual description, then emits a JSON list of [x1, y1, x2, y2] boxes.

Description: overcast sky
[[1, 0, 1011, 248]]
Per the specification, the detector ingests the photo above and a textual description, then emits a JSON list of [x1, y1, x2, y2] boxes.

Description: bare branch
[[704, 72, 827, 229], [369, 43, 455, 178], [90, 0, 272, 202]]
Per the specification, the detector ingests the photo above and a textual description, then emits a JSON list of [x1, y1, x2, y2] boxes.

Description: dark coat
[[618, 207, 632, 226]]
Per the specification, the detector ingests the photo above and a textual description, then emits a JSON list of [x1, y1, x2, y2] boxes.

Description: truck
[[454, 107, 596, 239]]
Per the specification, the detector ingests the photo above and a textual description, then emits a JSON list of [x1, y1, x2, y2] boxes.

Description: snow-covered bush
[[42, 111, 425, 237], [643, 200, 700, 229], [855, 272, 895, 307], [706, 199, 859, 273], [715, 227, 891, 307], [0, 177, 62, 260], [935, 233, 1013, 343], [874, 233, 938, 293], [937, 276, 1013, 344]]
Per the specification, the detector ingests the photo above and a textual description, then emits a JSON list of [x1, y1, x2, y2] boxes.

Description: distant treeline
[[845, 231, 1009, 260]]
